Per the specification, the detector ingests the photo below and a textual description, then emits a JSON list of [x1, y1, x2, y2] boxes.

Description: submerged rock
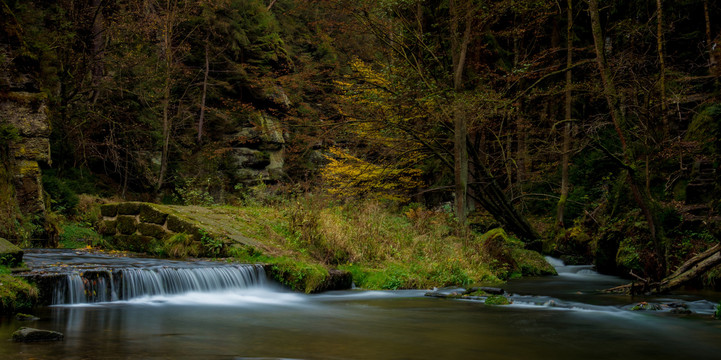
[[15, 313, 39, 321], [12, 327, 63, 342]]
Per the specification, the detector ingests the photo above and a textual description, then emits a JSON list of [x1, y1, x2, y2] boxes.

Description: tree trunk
[[197, 41, 209, 144], [557, 0, 573, 227], [91, 0, 105, 104], [656, 0, 668, 136], [588, 0, 665, 276], [605, 244, 721, 295], [704, 0, 717, 72], [157, 0, 176, 192], [450, 0, 472, 227]]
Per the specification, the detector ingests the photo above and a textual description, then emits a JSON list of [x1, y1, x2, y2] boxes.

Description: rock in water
[[12, 327, 64, 342]]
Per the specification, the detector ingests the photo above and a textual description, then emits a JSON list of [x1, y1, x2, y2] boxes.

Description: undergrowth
[[0, 270, 37, 314]]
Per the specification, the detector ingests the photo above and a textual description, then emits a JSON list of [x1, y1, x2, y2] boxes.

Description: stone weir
[[95, 202, 352, 293], [97, 202, 264, 255], [20, 257, 268, 305]]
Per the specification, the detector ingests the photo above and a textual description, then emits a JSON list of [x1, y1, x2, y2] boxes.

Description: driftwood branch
[[604, 243, 721, 295]]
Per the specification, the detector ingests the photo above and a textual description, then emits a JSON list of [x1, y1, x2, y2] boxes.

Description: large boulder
[[0, 237, 23, 267], [12, 327, 63, 342]]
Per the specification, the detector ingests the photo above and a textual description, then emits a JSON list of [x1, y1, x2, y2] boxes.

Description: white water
[[51, 265, 267, 305]]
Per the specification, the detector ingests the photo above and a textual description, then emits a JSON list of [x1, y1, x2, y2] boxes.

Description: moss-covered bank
[[0, 272, 38, 315], [87, 199, 555, 293]]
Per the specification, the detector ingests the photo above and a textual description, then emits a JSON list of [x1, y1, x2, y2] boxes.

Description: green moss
[[137, 223, 167, 239], [0, 274, 38, 314], [163, 233, 202, 258], [117, 202, 141, 215], [268, 257, 328, 293], [113, 234, 158, 252], [100, 204, 118, 217], [139, 205, 168, 225], [715, 301, 720, 319], [98, 220, 117, 236], [0, 238, 23, 267], [511, 248, 557, 276], [166, 214, 195, 234], [59, 223, 101, 248], [485, 295, 511, 305], [116, 215, 137, 235]]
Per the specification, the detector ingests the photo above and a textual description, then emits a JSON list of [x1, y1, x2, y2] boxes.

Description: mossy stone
[[0, 237, 23, 267], [113, 234, 157, 252], [116, 215, 137, 235], [100, 204, 118, 217], [485, 295, 511, 305], [98, 220, 117, 236], [139, 205, 168, 225], [511, 248, 557, 276], [167, 215, 194, 234], [117, 202, 141, 215], [137, 223, 166, 239]]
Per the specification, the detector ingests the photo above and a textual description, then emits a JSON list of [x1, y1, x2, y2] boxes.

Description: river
[[1, 250, 720, 359]]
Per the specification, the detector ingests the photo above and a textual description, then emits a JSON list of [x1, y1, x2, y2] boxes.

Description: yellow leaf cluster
[[322, 147, 423, 202]]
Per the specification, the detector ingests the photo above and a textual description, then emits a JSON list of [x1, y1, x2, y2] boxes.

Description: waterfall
[[51, 265, 266, 305]]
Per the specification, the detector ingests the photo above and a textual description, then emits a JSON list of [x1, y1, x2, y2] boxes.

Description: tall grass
[[282, 196, 503, 289]]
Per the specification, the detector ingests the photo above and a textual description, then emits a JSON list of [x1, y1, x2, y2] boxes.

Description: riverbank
[[60, 197, 555, 293]]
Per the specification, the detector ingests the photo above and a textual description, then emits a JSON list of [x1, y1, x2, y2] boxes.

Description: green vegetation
[[1, 0, 720, 294], [715, 302, 721, 320], [0, 269, 38, 315], [485, 295, 512, 306]]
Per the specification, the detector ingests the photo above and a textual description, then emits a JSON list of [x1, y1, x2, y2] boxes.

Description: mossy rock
[[166, 215, 200, 238], [0, 238, 23, 267], [137, 223, 167, 239], [117, 202, 142, 215], [139, 205, 168, 225], [511, 248, 557, 276], [485, 295, 512, 305], [0, 274, 37, 315], [98, 220, 117, 236], [113, 234, 158, 252], [100, 204, 118, 217], [116, 215, 137, 235]]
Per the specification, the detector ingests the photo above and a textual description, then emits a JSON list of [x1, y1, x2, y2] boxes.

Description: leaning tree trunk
[[605, 244, 721, 295], [467, 143, 539, 241]]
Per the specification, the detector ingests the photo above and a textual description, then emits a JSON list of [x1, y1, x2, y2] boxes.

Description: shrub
[[42, 174, 78, 215]]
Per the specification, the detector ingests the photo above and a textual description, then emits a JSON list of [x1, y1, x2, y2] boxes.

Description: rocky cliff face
[[0, 46, 50, 241]]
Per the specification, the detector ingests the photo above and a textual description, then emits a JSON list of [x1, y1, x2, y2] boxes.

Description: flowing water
[[2, 250, 721, 359]]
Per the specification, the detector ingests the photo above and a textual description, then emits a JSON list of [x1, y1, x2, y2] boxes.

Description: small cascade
[[50, 265, 266, 305], [544, 256, 598, 276]]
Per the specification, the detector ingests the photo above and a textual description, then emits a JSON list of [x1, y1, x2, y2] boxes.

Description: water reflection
[[1, 253, 719, 359]]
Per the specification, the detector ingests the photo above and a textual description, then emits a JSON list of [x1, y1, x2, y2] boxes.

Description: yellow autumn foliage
[[322, 147, 423, 202], [324, 58, 430, 201]]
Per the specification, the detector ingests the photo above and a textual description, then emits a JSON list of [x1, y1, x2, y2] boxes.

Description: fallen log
[[604, 243, 721, 295]]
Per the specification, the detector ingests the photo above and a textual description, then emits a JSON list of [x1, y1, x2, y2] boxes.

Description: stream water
[[2, 250, 721, 359]]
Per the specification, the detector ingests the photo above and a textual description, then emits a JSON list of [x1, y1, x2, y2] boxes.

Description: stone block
[[117, 202, 141, 215], [113, 234, 157, 252], [137, 223, 166, 239], [100, 204, 118, 217], [139, 205, 168, 225], [116, 215, 137, 235], [98, 220, 117, 236]]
